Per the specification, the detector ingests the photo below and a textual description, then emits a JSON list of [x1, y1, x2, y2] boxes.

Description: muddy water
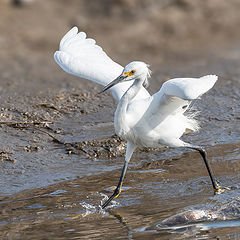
[[0, 49, 240, 240]]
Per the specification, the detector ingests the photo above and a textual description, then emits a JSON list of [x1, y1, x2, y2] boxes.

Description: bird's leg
[[102, 142, 136, 209], [190, 146, 225, 194], [102, 161, 128, 209]]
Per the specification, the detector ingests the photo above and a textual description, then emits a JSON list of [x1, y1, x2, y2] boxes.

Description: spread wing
[[147, 75, 218, 128], [127, 75, 218, 133], [54, 27, 150, 101], [160, 75, 218, 101]]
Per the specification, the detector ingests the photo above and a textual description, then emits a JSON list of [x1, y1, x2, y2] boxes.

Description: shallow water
[[0, 48, 240, 239]]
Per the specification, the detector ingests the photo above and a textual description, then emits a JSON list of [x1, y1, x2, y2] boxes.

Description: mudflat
[[0, 1, 239, 239]]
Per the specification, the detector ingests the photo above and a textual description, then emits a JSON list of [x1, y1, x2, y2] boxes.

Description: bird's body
[[113, 71, 217, 149], [55, 27, 224, 209]]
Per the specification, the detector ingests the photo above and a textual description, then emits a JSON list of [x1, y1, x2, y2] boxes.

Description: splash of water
[[70, 193, 119, 219], [99, 193, 120, 209]]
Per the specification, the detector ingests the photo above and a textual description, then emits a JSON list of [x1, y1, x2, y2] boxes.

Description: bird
[[54, 27, 225, 209]]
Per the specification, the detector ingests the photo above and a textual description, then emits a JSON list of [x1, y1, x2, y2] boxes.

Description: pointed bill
[[99, 74, 128, 93]]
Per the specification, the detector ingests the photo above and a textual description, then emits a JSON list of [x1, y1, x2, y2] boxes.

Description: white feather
[[54, 27, 150, 101], [161, 75, 218, 100]]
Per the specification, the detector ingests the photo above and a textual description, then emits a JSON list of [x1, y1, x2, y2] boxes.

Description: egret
[[54, 27, 224, 209]]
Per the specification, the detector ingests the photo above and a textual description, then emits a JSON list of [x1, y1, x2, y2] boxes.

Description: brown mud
[[0, 1, 240, 239]]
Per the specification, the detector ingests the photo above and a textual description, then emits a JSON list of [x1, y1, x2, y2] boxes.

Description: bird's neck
[[121, 77, 145, 109], [114, 77, 146, 135]]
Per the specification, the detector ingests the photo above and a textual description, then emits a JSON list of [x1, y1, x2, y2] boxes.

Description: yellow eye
[[129, 70, 135, 76]]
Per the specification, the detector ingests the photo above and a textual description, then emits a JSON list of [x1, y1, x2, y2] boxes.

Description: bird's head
[[100, 61, 151, 93]]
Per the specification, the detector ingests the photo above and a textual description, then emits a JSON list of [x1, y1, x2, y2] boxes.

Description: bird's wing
[[128, 75, 218, 132], [159, 75, 218, 101], [152, 75, 218, 116], [54, 27, 150, 101]]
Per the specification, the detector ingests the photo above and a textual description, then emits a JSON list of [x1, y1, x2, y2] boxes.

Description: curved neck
[[115, 76, 146, 126], [122, 76, 145, 106]]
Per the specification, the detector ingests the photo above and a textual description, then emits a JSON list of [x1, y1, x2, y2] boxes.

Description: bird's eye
[[129, 70, 135, 76]]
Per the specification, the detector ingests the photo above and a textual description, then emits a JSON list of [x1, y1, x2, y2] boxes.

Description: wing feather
[[152, 75, 218, 116], [161, 75, 218, 100], [54, 27, 150, 101], [128, 75, 218, 134]]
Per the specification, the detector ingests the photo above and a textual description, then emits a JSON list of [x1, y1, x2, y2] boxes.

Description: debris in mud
[[24, 145, 40, 152], [0, 120, 53, 128], [0, 150, 16, 163], [64, 135, 126, 160], [80, 109, 88, 115], [35, 103, 59, 111], [62, 135, 165, 161], [0, 117, 126, 161]]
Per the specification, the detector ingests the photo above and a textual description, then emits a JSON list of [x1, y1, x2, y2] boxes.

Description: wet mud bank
[[0, 51, 239, 197], [0, 53, 239, 239]]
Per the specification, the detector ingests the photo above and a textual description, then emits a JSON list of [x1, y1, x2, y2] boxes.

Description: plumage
[[54, 27, 149, 101], [54, 27, 224, 209]]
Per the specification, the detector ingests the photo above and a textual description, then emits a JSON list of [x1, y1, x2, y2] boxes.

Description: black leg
[[190, 146, 225, 194], [102, 161, 128, 209], [101, 141, 136, 209]]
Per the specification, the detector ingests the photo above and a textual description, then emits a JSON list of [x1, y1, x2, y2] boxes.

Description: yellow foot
[[102, 186, 122, 209], [214, 183, 230, 195]]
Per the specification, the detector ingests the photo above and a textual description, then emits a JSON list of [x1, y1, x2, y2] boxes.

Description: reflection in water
[[108, 210, 133, 240]]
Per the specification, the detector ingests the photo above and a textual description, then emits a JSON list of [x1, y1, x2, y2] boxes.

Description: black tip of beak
[[99, 75, 127, 94], [98, 85, 112, 94], [98, 90, 105, 94]]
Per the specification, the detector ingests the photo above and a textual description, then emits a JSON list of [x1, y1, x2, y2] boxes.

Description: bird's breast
[[114, 114, 129, 139]]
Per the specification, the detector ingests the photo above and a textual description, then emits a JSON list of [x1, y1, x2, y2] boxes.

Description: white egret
[[54, 27, 224, 209]]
